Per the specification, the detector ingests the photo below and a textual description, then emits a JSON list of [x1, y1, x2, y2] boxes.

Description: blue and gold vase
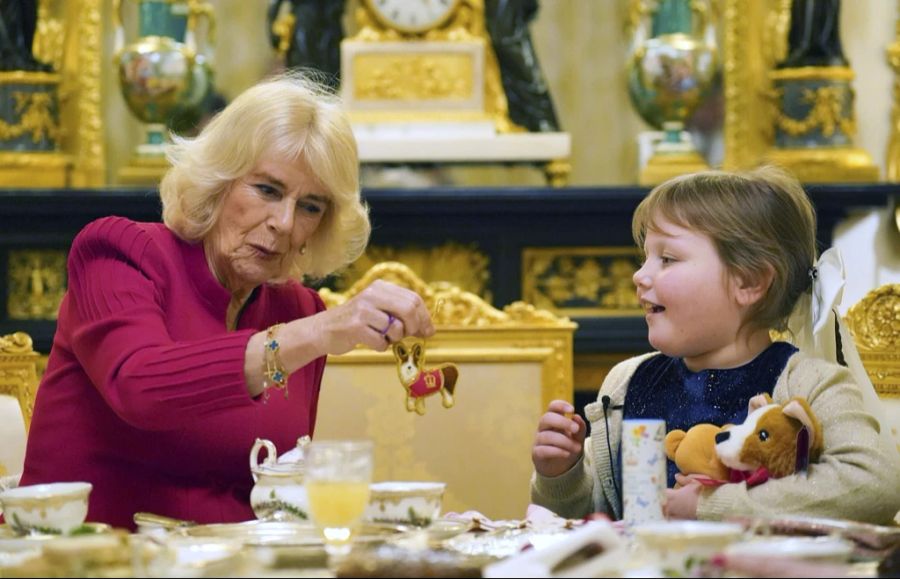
[[626, 0, 718, 185]]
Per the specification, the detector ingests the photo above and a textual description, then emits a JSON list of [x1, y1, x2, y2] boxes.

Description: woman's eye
[[297, 202, 323, 215], [256, 183, 279, 197]]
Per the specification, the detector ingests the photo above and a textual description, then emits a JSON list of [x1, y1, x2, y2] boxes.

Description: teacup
[[633, 520, 744, 576], [0, 482, 92, 535], [364, 481, 445, 527]]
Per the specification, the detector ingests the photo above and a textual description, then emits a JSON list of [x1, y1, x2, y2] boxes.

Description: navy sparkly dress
[[623, 342, 798, 487]]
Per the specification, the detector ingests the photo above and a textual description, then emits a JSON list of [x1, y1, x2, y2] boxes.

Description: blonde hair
[[159, 71, 370, 281], [632, 166, 817, 332]]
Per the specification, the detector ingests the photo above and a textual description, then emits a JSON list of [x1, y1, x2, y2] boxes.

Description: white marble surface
[[354, 131, 571, 163]]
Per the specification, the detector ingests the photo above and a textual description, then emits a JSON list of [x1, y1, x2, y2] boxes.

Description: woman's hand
[[663, 474, 702, 519], [532, 400, 586, 478], [313, 279, 435, 355], [244, 281, 434, 397]]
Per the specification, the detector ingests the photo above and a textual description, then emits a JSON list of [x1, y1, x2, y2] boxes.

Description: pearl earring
[[299, 245, 307, 255]]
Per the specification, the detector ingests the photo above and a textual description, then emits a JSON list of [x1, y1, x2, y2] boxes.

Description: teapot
[[249, 436, 310, 521]]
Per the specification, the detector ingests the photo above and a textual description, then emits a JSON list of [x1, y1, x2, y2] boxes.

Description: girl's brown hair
[[632, 166, 817, 332]]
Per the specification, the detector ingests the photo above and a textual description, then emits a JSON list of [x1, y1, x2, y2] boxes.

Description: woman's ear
[[733, 264, 775, 307]]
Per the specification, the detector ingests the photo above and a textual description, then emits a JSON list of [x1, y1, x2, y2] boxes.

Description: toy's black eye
[[758, 429, 769, 442]]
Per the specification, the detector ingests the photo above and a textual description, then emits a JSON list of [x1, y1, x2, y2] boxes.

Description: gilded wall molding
[[522, 247, 643, 317], [321, 261, 572, 329], [722, 0, 790, 170], [334, 243, 490, 301], [60, 0, 105, 186], [7, 250, 67, 321]]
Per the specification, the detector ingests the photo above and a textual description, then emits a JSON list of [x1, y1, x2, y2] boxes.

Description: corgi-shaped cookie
[[392, 338, 458, 415]]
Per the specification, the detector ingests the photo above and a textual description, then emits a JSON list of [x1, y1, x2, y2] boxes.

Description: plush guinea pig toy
[[715, 393, 824, 481]]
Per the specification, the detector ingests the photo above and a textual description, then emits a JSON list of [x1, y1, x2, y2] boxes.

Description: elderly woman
[[19, 74, 434, 529]]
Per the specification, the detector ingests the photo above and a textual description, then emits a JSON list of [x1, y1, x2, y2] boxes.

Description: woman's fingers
[[360, 280, 434, 338], [381, 316, 405, 346]]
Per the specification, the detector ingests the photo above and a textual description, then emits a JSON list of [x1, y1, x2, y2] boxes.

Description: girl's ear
[[733, 264, 774, 307]]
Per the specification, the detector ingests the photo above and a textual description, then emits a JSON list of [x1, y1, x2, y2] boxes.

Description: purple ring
[[380, 314, 396, 336]]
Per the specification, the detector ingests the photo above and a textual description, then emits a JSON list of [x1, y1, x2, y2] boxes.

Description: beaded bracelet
[[263, 323, 289, 399]]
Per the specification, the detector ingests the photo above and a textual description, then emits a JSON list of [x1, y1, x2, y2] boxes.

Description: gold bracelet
[[263, 323, 289, 398]]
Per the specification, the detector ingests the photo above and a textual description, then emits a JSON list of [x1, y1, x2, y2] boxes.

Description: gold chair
[[0, 332, 41, 483], [315, 262, 577, 519], [845, 284, 900, 453]]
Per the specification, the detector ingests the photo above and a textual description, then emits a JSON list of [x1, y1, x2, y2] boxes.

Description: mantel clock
[[363, 0, 462, 35], [341, 0, 516, 131]]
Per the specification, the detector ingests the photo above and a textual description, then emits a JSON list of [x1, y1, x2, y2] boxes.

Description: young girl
[[531, 167, 900, 524]]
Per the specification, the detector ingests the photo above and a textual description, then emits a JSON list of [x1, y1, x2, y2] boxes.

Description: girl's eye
[[660, 255, 675, 265]]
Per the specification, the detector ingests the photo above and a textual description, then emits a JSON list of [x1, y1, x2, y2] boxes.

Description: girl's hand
[[663, 474, 702, 519], [532, 400, 587, 478]]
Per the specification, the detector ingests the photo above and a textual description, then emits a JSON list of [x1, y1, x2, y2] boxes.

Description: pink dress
[[20, 217, 326, 530]]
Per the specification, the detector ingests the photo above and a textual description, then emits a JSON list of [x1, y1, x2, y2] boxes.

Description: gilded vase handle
[[112, 0, 125, 56], [690, 0, 714, 45], [186, 0, 216, 56]]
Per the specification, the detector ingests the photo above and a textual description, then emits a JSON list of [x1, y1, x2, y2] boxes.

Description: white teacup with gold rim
[[0, 482, 92, 535], [364, 481, 445, 527]]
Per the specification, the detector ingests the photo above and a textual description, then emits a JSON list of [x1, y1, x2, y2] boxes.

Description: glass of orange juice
[[305, 440, 374, 560]]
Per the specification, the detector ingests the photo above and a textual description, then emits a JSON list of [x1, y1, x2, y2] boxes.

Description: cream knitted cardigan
[[531, 351, 900, 525]]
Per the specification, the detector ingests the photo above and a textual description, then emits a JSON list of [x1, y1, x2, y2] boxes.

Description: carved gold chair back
[[0, 332, 41, 479], [845, 284, 900, 453], [315, 262, 577, 520]]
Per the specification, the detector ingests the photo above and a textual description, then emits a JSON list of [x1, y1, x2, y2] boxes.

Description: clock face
[[366, 0, 462, 34]]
